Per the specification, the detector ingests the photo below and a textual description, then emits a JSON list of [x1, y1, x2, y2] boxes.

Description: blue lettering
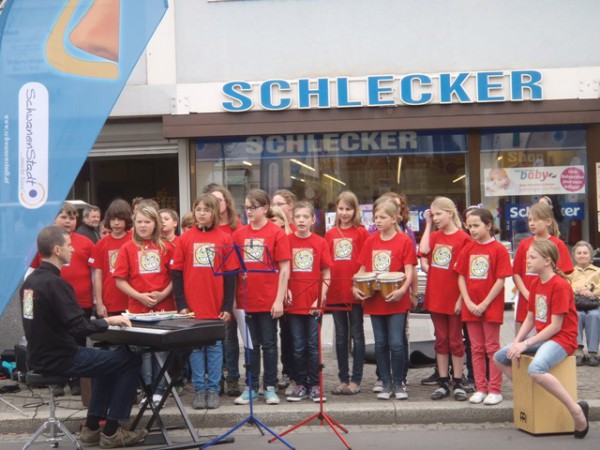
[[400, 74, 432, 105], [439, 73, 471, 103], [367, 75, 395, 106], [298, 78, 330, 109], [511, 70, 543, 101], [260, 80, 292, 111], [477, 71, 505, 102], [337, 77, 362, 107], [222, 81, 253, 112]]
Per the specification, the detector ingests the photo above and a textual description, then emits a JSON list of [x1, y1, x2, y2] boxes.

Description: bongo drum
[[377, 272, 406, 297], [353, 272, 377, 298]]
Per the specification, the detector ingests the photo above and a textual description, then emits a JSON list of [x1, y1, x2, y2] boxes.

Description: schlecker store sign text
[[221, 70, 543, 112]]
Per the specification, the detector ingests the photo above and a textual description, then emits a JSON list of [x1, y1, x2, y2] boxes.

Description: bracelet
[[410, 293, 419, 298]]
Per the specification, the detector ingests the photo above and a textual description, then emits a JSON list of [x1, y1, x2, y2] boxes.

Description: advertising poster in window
[[483, 165, 586, 197]]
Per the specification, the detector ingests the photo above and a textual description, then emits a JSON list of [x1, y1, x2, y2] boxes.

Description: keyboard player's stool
[[512, 354, 577, 435], [23, 371, 82, 450]]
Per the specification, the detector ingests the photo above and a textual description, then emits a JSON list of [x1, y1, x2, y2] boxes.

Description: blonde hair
[[530, 240, 568, 280], [373, 197, 401, 232], [133, 206, 166, 253], [192, 193, 221, 228], [334, 191, 363, 228], [529, 203, 560, 238], [270, 205, 292, 235], [430, 196, 462, 230]]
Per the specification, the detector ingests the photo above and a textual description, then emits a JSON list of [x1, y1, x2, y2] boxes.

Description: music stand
[[201, 243, 295, 450], [268, 277, 352, 449]]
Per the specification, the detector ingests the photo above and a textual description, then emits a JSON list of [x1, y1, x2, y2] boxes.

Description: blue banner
[[0, 0, 168, 317]]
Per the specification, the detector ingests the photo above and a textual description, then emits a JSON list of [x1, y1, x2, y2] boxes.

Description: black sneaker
[[453, 381, 467, 401], [461, 377, 475, 393], [421, 368, 440, 386], [431, 382, 450, 400], [588, 354, 599, 367]]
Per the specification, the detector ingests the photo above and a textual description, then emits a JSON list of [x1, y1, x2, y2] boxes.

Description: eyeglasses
[[244, 205, 262, 212]]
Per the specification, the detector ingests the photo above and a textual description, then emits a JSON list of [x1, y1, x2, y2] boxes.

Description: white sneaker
[[152, 394, 163, 405], [483, 393, 503, 405], [469, 391, 487, 404]]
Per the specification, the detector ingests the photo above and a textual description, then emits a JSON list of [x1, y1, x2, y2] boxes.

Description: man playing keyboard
[[21, 226, 147, 449]]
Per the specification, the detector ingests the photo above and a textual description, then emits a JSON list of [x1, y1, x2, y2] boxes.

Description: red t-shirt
[[357, 232, 417, 315], [112, 239, 175, 313], [233, 221, 292, 312], [454, 239, 513, 324], [31, 232, 95, 309], [513, 236, 574, 322], [423, 229, 472, 315], [286, 233, 333, 315], [528, 275, 578, 355], [219, 224, 235, 235], [165, 235, 180, 251], [170, 227, 238, 319], [90, 233, 131, 313], [324, 226, 369, 306]]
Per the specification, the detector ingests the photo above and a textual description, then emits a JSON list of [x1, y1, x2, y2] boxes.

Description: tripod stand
[[268, 283, 352, 449], [201, 243, 294, 450]]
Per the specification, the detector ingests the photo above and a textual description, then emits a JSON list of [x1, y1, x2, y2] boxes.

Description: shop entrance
[[69, 154, 180, 214]]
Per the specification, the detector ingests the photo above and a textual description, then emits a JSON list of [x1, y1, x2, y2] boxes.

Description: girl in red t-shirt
[[285, 201, 332, 403], [513, 203, 574, 332], [353, 197, 416, 400], [171, 193, 237, 410], [325, 190, 369, 396], [207, 185, 240, 235], [419, 196, 471, 401], [455, 208, 512, 406], [91, 199, 132, 317], [494, 240, 589, 439]]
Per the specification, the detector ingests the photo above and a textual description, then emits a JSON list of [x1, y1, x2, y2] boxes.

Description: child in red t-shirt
[[285, 202, 332, 403], [171, 193, 238, 410], [494, 240, 589, 439], [232, 189, 291, 406], [113, 205, 174, 405], [90, 199, 132, 317], [353, 197, 416, 401], [513, 203, 574, 332], [419, 196, 471, 401], [455, 208, 512, 406], [159, 208, 180, 250], [325, 190, 369, 395]]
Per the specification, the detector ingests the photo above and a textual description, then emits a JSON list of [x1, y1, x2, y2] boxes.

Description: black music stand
[[200, 242, 294, 450], [267, 277, 352, 449]]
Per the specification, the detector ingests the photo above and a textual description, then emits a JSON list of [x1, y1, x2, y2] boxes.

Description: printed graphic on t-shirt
[[108, 250, 119, 273], [372, 249, 391, 273], [431, 244, 452, 269], [22, 289, 34, 319], [334, 238, 353, 261], [193, 243, 215, 267], [535, 293, 548, 323], [293, 248, 314, 272], [138, 249, 161, 274], [243, 238, 265, 263], [469, 255, 490, 280]]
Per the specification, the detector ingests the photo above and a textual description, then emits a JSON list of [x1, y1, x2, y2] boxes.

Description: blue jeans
[[64, 347, 141, 422], [246, 312, 278, 390], [288, 314, 319, 387], [577, 309, 600, 353], [494, 340, 568, 374], [332, 305, 365, 385], [141, 351, 168, 395], [190, 341, 223, 393], [370, 313, 407, 389], [224, 319, 240, 380]]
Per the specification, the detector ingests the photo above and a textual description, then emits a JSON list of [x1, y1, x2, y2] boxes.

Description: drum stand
[[268, 296, 351, 449], [202, 244, 294, 450]]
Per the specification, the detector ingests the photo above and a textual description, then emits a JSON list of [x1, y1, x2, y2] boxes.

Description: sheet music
[[233, 309, 253, 350]]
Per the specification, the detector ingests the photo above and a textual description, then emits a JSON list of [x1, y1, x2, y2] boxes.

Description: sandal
[[331, 384, 348, 395], [341, 385, 361, 395]]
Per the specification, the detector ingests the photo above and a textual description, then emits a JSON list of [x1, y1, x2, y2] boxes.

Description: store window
[[480, 128, 587, 253], [195, 130, 468, 238]]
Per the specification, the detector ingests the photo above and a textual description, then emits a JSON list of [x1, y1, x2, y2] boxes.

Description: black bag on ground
[[574, 294, 600, 311]]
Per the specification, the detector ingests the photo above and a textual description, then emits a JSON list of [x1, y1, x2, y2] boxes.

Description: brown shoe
[[79, 424, 101, 444], [99, 427, 148, 449]]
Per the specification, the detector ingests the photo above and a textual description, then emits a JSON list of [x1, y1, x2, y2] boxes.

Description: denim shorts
[[494, 340, 568, 375]]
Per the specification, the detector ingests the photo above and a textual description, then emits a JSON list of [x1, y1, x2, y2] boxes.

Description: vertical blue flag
[[0, 0, 168, 317]]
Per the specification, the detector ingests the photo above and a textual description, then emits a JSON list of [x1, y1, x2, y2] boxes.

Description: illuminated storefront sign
[[221, 70, 543, 112]]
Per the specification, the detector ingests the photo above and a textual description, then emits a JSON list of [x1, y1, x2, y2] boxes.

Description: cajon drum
[[512, 354, 577, 435]]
